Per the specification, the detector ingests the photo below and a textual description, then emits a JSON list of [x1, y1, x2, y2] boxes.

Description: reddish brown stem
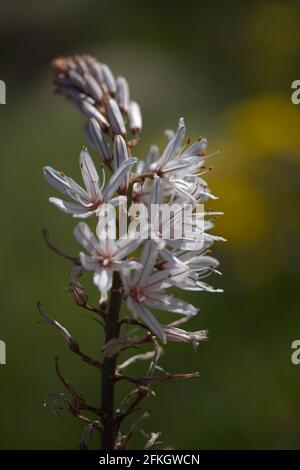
[[100, 272, 122, 450]]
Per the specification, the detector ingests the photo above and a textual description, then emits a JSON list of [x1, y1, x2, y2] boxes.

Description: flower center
[[129, 286, 146, 302], [102, 258, 111, 267], [90, 198, 102, 210]]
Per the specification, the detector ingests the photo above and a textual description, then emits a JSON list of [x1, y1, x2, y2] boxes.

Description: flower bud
[[101, 63, 117, 95], [116, 76, 130, 113], [128, 101, 142, 134], [77, 100, 109, 129], [86, 118, 112, 162], [84, 72, 103, 102], [106, 98, 126, 136], [113, 135, 129, 192]]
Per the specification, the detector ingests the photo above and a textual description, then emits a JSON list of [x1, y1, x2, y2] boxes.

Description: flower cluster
[[45, 54, 224, 344], [41, 53, 225, 450]]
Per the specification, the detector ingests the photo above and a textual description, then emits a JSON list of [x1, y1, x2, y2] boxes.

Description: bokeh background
[[1, 0, 300, 450]]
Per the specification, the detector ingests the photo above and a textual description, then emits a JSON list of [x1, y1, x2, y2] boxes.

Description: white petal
[[79, 146, 100, 199], [172, 239, 206, 251], [159, 247, 187, 269], [43, 166, 89, 201], [100, 236, 117, 255], [144, 268, 173, 291], [164, 129, 175, 141], [155, 117, 185, 170], [104, 157, 137, 200], [93, 268, 113, 303], [163, 326, 208, 346], [120, 271, 130, 294], [132, 241, 157, 287], [49, 197, 94, 217], [187, 255, 220, 270], [144, 145, 159, 170], [113, 260, 141, 272], [163, 156, 203, 174], [94, 268, 111, 290], [73, 222, 99, 254], [177, 278, 223, 292], [149, 174, 164, 205], [181, 138, 208, 158], [164, 177, 197, 203], [43, 166, 72, 196], [79, 252, 99, 271], [109, 195, 127, 207], [144, 293, 198, 316], [114, 236, 143, 260], [127, 297, 166, 343], [196, 281, 223, 293]]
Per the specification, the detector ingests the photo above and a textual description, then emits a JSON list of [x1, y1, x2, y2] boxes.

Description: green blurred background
[[1, 0, 300, 450]]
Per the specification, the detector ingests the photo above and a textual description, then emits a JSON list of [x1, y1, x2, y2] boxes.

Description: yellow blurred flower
[[210, 94, 300, 283]]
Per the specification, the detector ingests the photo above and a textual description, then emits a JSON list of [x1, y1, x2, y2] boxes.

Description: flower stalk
[[40, 53, 224, 450], [101, 272, 122, 450]]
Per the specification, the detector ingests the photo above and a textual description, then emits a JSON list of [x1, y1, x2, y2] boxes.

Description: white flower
[[148, 118, 218, 202], [122, 242, 199, 342], [159, 245, 224, 293], [170, 249, 221, 275], [48, 54, 225, 350], [74, 222, 142, 303], [163, 326, 208, 349], [44, 146, 137, 218], [133, 146, 162, 204], [135, 145, 159, 176], [135, 176, 216, 251]]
